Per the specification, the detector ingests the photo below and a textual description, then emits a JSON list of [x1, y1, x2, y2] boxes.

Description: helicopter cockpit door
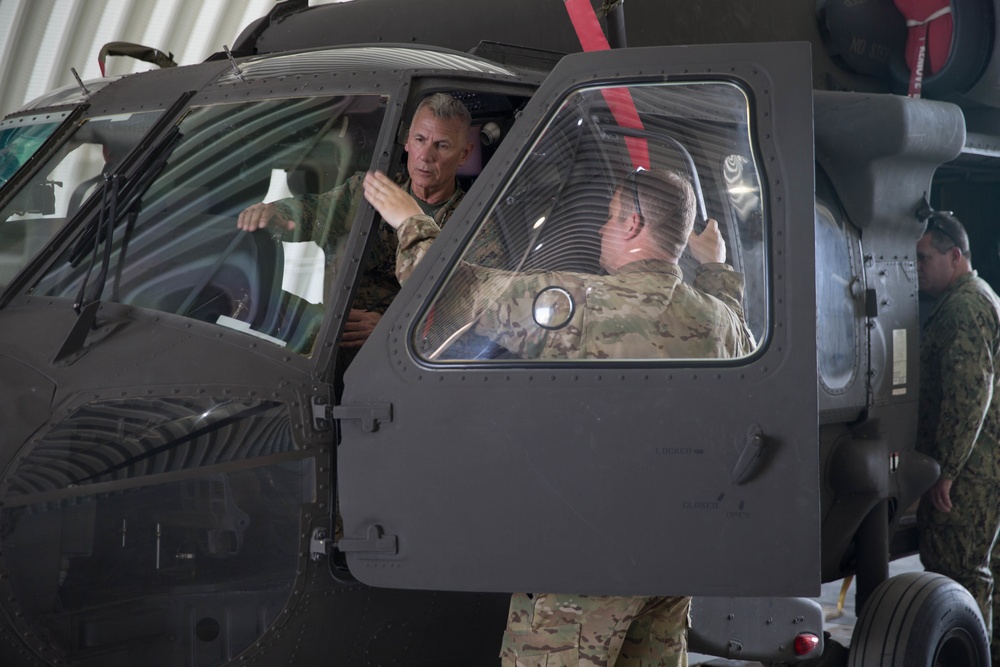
[[338, 42, 819, 597]]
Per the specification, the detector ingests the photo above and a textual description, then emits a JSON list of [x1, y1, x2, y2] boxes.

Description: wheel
[[848, 572, 989, 666]]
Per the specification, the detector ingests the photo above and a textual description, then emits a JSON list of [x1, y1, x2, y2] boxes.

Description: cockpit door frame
[[338, 42, 819, 597]]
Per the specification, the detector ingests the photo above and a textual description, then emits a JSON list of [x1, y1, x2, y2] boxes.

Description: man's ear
[[949, 245, 963, 265], [624, 213, 643, 239], [457, 141, 473, 166]]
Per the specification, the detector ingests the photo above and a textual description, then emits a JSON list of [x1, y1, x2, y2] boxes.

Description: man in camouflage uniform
[[364, 167, 751, 666], [236, 93, 476, 350], [915, 211, 1000, 660]]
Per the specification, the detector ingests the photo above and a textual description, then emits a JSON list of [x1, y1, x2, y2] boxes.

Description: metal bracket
[[338, 524, 398, 555], [332, 402, 393, 433], [311, 395, 333, 431], [310, 527, 334, 561]]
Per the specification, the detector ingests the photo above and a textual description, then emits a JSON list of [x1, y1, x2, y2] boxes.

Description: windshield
[[0, 110, 163, 289], [31, 95, 389, 356]]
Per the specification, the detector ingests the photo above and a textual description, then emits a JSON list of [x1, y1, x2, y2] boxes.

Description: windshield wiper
[[74, 173, 120, 313], [53, 126, 182, 364], [66, 125, 181, 268]]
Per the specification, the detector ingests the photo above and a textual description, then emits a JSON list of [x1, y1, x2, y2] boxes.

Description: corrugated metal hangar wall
[[0, 0, 286, 117]]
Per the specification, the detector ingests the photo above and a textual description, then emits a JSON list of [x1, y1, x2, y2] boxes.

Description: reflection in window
[[722, 153, 766, 337], [30, 96, 387, 356], [0, 111, 163, 290], [816, 202, 860, 391], [0, 115, 63, 184], [0, 397, 314, 667], [415, 81, 766, 362]]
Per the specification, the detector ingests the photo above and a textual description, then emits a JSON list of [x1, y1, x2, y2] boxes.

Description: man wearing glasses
[[365, 166, 751, 665], [915, 211, 1000, 662]]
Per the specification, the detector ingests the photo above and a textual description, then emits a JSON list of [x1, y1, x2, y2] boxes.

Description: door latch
[[311, 396, 392, 432]]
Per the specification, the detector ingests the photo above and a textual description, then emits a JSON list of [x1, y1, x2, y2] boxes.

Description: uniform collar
[[398, 176, 464, 208], [942, 270, 978, 298], [612, 258, 682, 278]]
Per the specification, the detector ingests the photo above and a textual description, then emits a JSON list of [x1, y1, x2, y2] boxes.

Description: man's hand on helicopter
[[341, 309, 382, 348], [237, 201, 297, 233]]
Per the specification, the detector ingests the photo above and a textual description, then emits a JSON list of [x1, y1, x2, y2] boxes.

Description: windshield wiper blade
[[73, 173, 119, 312], [52, 127, 183, 365], [67, 125, 181, 268]]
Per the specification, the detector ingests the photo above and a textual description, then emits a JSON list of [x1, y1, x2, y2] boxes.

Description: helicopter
[[0, 0, 997, 665]]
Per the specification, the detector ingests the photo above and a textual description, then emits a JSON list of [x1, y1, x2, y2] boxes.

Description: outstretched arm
[[365, 170, 440, 283], [237, 201, 296, 233], [689, 219, 755, 354]]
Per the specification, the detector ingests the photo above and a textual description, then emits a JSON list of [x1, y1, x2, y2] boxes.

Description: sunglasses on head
[[624, 167, 645, 222], [926, 212, 962, 251]]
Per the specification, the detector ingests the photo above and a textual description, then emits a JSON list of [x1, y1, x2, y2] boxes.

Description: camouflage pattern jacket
[[396, 215, 753, 360], [273, 172, 464, 313], [917, 270, 1000, 482]]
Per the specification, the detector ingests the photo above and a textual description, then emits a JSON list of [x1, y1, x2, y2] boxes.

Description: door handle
[[732, 423, 766, 484]]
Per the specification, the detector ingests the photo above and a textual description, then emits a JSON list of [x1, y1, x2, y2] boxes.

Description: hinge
[[338, 524, 398, 555], [311, 395, 333, 431], [332, 402, 393, 433], [310, 527, 334, 561]]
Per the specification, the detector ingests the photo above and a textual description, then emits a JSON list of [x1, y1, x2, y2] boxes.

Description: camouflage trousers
[[917, 481, 1000, 652], [499, 593, 689, 667]]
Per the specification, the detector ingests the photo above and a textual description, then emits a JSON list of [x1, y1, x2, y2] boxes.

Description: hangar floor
[[691, 554, 923, 666]]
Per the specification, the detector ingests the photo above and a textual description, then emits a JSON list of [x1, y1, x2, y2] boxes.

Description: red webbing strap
[[564, 0, 611, 51], [563, 0, 649, 168], [893, 0, 954, 97]]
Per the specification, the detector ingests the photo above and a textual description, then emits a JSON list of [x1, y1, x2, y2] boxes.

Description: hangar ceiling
[[0, 0, 310, 118]]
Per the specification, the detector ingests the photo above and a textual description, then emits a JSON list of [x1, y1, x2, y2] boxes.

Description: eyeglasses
[[624, 167, 645, 223], [926, 212, 964, 252]]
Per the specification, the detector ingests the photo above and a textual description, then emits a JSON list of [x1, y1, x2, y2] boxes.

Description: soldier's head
[[601, 168, 695, 271], [404, 93, 473, 204], [916, 211, 972, 298]]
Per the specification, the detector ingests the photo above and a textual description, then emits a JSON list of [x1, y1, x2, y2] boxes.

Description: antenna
[[223, 45, 247, 83], [70, 67, 91, 99]]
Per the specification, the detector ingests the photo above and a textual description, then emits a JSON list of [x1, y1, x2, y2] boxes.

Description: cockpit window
[[815, 199, 861, 391], [414, 81, 765, 362], [30, 95, 388, 357], [0, 110, 163, 290], [0, 114, 64, 184], [0, 396, 314, 666]]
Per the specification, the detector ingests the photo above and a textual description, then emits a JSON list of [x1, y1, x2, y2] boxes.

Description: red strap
[[563, 0, 649, 168], [421, 304, 436, 341], [564, 0, 611, 51], [893, 0, 954, 97]]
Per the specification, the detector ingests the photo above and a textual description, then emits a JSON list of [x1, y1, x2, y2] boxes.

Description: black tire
[[848, 571, 989, 666]]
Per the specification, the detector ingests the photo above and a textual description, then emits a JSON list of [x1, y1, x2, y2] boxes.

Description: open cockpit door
[[339, 43, 818, 597]]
